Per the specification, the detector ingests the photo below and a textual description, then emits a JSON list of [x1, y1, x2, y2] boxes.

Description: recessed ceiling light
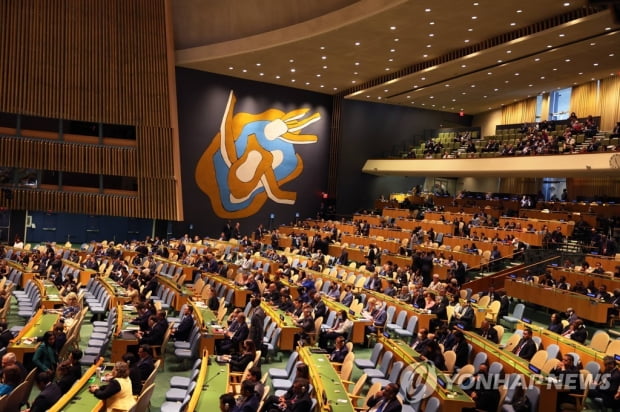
[[407, 95, 411, 99], [505, 80, 509, 83], [377, 96, 382, 100], [428, 33, 434, 37], [590, 42, 596, 46], [351, 80, 356, 84], [322, 65, 328, 69], [390, 26, 396, 30], [429, 21, 435, 25], [316, 74, 321, 77], [305, 82, 310, 85], [462, 92, 467, 95], [563, 2, 570, 6], [445, 84, 450, 87], [516, 9, 522, 13], [565, 58, 571, 62], [578, 72, 583, 75], [384, 89, 389, 92], [461, 64, 467, 68], [388, 58, 394, 62], [290, 68, 296, 73], [605, 27, 611, 31], [473, 2, 479, 5], [228, 66, 233, 70], [242, 69, 247, 73], [321, 56, 327, 60], [413, 85, 418, 88], [547, 44, 552, 48], [354, 41, 361, 46], [385, 68, 390, 71], [259, 72, 264, 76], [609, 53, 615, 57], [540, 76, 545, 79], [552, 68, 557, 71], [353, 72, 358, 75], [593, 63, 599, 66], [429, 96, 434, 99], [426, 44, 432, 48], [468, 28, 473, 32], [320, 85, 324, 88], [394, 38, 399, 42], [333, 87, 337, 90], [497, 59, 503, 63], [483, 96, 487, 98], [423, 54, 428, 58], [487, 72, 492, 75], [390, 48, 396, 52], [275, 75, 280, 79], [452, 98, 456, 102], [494, 88, 499, 91], [291, 79, 295, 82], [320, 46, 325, 50], [534, 58, 540, 62], [471, 84, 476, 88], [528, 84, 533, 87], [425, 8, 431, 12], [464, 39, 470, 43], [289, 59, 294, 63], [510, 22, 516, 26], [421, 77, 426, 80], [506, 50, 512, 54], [514, 72, 520, 76], [354, 62, 360, 66], [559, 33, 565, 37]]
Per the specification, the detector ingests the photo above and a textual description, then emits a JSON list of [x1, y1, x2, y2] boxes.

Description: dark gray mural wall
[[175, 68, 332, 238]]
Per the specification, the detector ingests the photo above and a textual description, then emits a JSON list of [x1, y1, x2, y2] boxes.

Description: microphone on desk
[[203, 370, 224, 389]]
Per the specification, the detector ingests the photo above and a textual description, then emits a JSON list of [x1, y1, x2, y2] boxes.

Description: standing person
[[32, 331, 57, 374], [248, 297, 265, 351], [88, 361, 137, 412]]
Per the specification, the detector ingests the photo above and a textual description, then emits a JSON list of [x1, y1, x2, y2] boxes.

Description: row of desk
[[504, 279, 613, 323]]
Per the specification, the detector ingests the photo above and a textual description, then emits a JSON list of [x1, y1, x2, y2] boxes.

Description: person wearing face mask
[[318, 310, 353, 349]]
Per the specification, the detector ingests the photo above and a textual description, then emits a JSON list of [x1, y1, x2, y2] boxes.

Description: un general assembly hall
[[1, 1, 620, 411]]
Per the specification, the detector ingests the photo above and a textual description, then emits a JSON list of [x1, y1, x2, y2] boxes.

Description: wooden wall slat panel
[[0, 0, 181, 219]]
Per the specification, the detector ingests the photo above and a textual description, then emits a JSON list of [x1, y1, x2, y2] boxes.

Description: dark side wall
[[335, 99, 472, 213], [175, 68, 332, 238]]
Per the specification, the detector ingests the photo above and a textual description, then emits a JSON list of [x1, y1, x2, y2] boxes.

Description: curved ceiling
[[173, 0, 620, 115]]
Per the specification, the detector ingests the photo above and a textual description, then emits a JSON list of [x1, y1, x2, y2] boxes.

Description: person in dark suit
[[130, 303, 153, 332], [219, 313, 249, 354], [277, 378, 312, 412], [29, 371, 63, 412], [548, 313, 564, 334], [588, 355, 620, 409], [562, 319, 587, 344], [172, 305, 195, 342], [328, 336, 349, 363], [450, 300, 475, 330], [136, 344, 155, 382], [411, 328, 431, 354], [248, 298, 265, 350], [340, 285, 354, 307], [136, 315, 167, 347], [56, 349, 83, 393], [550, 354, 583, 409], [448, 330, 470, 368], [478, 320, 499, 344], [365, 382, 402, 412], [232, 380, 260, 412], [312, 292, 327, 320], [335, 247, 348, 266], [512, 327, 537, 361], [365, 302, 387, 340]]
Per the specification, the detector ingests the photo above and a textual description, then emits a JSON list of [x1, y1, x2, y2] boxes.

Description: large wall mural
[[195, 91, 321, 218]]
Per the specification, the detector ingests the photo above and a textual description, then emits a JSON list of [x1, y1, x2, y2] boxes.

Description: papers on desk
[[195, 301, 207, 308], [123, 305, 135, 311], [47, 294, 60, 300], [124, 325, 140, 331]]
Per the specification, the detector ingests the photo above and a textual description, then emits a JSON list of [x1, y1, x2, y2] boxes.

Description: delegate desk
[[499, 217, 574, 236], [379, 336, 474, 412], [191, 300, 225, 356], [205, 273, 251, 308], [441, 237, 514, 259], [340, 234, 402, 253], [49, 358, 105, 412], [9, 309, 60, 362], [299, 346, 355, 412], [111, 304, 139, 362], [5, 260, 38, 288], [156, 274, 188, 311], [364, 289, 435, 332], [548, 266, 620, 293], [41, 281, 63, 309], [504, 280, 613, 323], [462, 330, 559, 411], [261, 302, 300, 351], [516, 322, 607, 369], [322, 297, 371, 344], [62, 259, 96, 285], [382, 207, 413, 219], [585, 255, 620, 273], [190, 356, 229, 412]]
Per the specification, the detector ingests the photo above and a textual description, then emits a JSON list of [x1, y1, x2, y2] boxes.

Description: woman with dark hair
[[223, 339, 256, 372], [89, 361, 136, 412], [420, 340, 446, 371], [33, 331, 57, 373]]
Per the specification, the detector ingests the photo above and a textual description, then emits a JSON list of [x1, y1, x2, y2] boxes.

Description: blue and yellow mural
[[195, 91, 321, 218]]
